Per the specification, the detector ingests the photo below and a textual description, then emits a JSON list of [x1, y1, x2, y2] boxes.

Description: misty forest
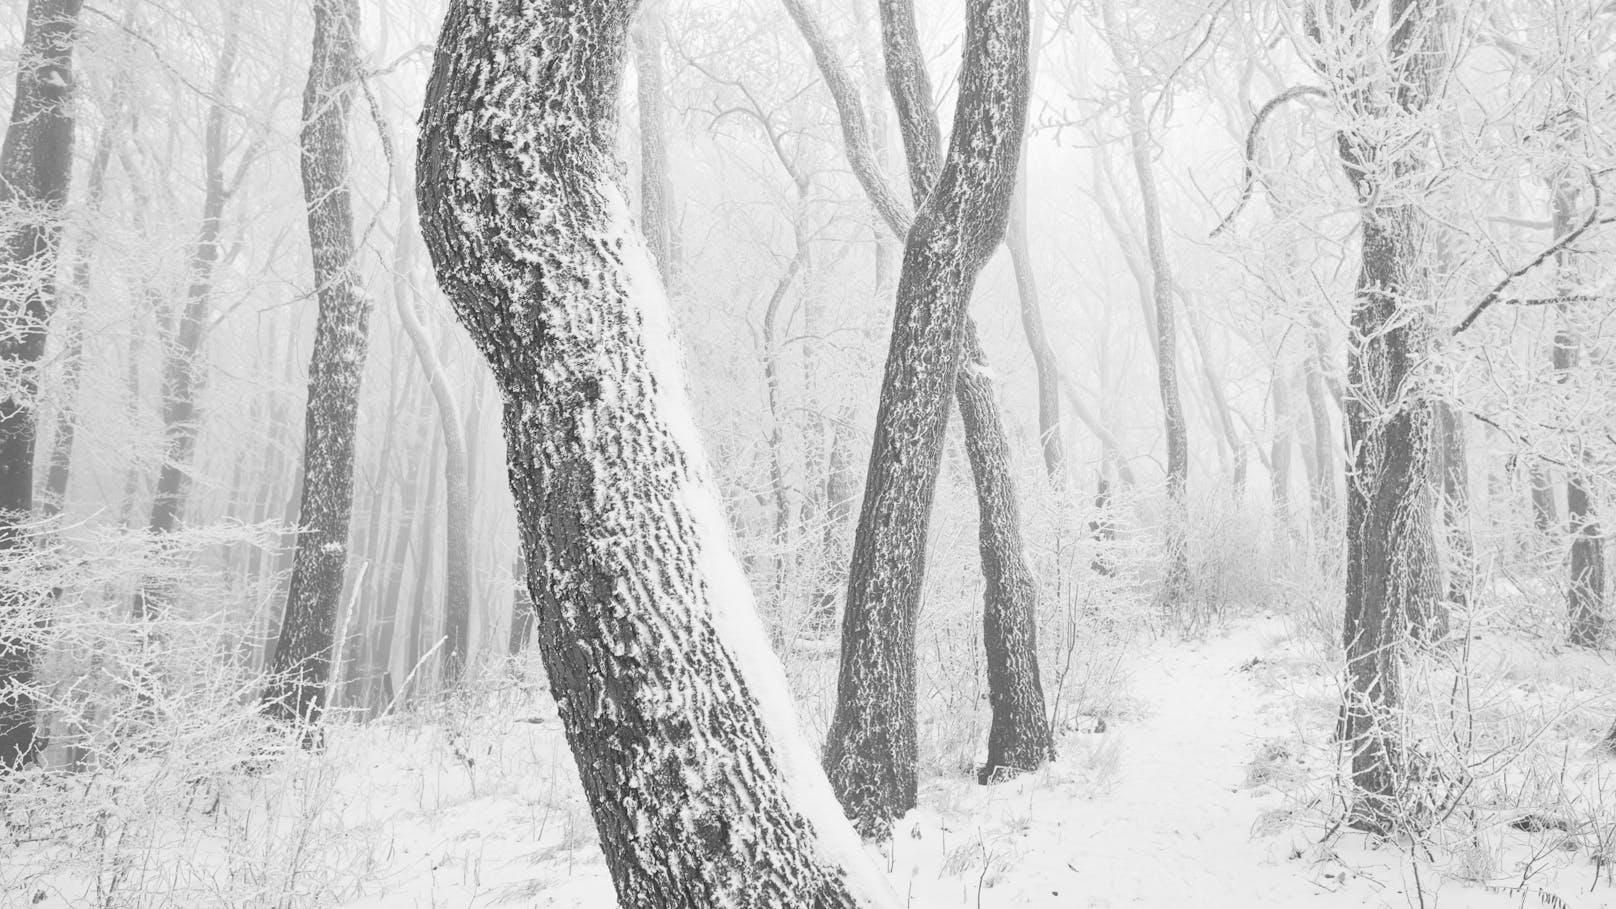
[[3, 0, 1616, 906]]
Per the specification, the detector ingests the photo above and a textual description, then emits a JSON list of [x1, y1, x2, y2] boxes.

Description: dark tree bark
[[633, 0, 677, 275], [1325, 0, 1448, 834], [814, 0, 1034, 835], [1431, 401, 1471, 614], [417, 2, 897, 905], [0, 0, 83, 771], [264, 0, 375, 729]]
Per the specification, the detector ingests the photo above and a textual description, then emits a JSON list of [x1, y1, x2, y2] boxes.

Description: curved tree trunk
[[387, 145, 472, 682], [417, 3, 898, 905], [0, 0, 82, 771], [264, 0, 375, 730], [817, 0, 1034, 835]]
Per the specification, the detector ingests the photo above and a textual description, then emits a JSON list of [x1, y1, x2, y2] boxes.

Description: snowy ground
[[14, 614, 1616, 907]]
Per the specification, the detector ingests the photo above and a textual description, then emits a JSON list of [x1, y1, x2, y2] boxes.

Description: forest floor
[[324, 613, 1616, 908], [14, 611, 1616, 907]]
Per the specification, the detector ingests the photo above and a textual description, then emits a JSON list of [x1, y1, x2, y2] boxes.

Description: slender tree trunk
[[135, 13, 243, 620], [0, 0, 82, 771], [1552, 174, 1604, 646], [1270, 370, 1293, 529], [386, 146, 473, 682], [264, 0, 375, 730], [815, 0, 1035, 834], [1103, 0, 1190, 609], [633, 0, 677, 275], [41, 112, 117, 518], [507, 553, 533, 655], [1431, 401, 1470, 615], [418, 3, 898, 904]]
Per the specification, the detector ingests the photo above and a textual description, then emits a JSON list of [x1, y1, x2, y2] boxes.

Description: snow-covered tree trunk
[[0, 0, 82, 771], [264, 0, 375, 728], [1328, 0, 1448, 833], [416, 3, 898, 904], [818, 0, 1036, 834]]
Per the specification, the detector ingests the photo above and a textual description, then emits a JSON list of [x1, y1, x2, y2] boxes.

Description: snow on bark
[[0, 0, 83, 770], [821, 0, 1034, 836], [416, 2, 898, 905], [264, 0, 375, 730]]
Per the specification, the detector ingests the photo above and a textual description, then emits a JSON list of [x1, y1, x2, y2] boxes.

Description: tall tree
[[633, 0, 677, 275], [1099, 0, 1191, 609], [802, 0, 1035, 836], [783, 0, 1052, 793], [417, 2, 899, 904], [135, 6, 248, 618], [1323, 0, 1449, 832], [264, 0, 375, 729], [0, 0, 83, 770]]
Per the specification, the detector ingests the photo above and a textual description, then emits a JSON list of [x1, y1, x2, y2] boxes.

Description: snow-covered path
[[889, 617, 1411, 908]]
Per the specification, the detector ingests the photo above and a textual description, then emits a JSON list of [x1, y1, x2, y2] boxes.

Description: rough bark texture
[[416, 2, 897, 905], [633, 0, 677, 275], [820, 0, 1033, 835], [1329, 0, 1447, 834], [0, 0, 82, 771], [264, 0, 374, 728]]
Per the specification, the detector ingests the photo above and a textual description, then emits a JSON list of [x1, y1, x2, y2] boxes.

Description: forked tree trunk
[[417, 3, 898, 904], [787, 0, 1045, 826], [1326, 0, 1447, 834], [264, 0, 375, 730], [0, 0, 82, 771]]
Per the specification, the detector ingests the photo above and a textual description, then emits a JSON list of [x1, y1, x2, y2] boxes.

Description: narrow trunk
[[1104, 0, 1190, 608], [1270, 369, 1293, 528], [0, 0, 83, 770], [1552, 174, 1603, 646], [418, 3, 898, 903], [633, 0, 677, 274], [264, 0, 375, 730]]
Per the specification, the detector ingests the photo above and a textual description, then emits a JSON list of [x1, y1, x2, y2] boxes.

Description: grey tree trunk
[[264, 0, 375, 730], [1327, 0, 1447, 834], [135, 13, 243, 620], [1551, 174, 1604, 646], [633, 0, 677, 275], [387, 143, 472, 682], [815, 0, 1036, 835], [1102, 0, 1190, 609], [0, 0, 82, 771], [417, 3, 898, 905]]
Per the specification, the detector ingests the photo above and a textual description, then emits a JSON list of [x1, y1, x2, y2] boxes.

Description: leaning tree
[[416, 1, 899, 904]]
